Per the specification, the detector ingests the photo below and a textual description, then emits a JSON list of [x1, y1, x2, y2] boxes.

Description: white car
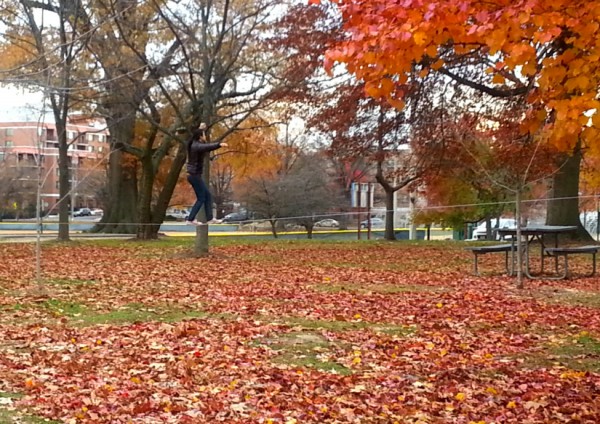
[[360, 217, 384, 229], [314, 219, 340, 228], [90, 208, 103, 216], [472, 218, 516, 240]]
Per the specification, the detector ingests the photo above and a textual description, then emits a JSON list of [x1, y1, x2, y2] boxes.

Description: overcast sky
[[0, 85, 48, 122]]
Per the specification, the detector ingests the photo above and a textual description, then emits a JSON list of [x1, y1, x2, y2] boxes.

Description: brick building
[[0, 120, 109, 215]]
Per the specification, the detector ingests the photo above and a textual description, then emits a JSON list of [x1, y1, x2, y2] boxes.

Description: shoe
[[207, 218, 223, 224], [185, 220, 204, 226]]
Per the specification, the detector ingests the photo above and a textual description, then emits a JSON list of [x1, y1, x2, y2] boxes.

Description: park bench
[[465, 244, 516, 276], [543, 245, 599, 279]]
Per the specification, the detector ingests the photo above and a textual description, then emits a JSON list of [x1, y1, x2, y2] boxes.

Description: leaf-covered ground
[[1, 239, 600, 423]]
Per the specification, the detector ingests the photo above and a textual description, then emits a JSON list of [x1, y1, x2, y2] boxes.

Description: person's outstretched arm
[[190, 141, 224, 154]]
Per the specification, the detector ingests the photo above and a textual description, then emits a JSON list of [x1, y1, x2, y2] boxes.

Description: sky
[[0, 85, 47, 122]]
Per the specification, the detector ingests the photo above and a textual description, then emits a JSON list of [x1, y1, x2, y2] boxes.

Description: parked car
[[314, 219, 340, 228], [222, 212, 248, 223], [471, 218, 517, 240], [360, 217, 384, 229], [73, 208, 92, 217], [167, 208, 189, 220], [90, 208, 103, 216]]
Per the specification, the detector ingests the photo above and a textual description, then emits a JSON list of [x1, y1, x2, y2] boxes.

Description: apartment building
[[0, 120, 109, 214]]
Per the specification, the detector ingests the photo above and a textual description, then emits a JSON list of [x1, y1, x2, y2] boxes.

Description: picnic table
[[497, 225, 592, 279]]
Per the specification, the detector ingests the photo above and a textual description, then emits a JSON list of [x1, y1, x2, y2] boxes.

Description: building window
[[98, 146, 104, 153], [0, 153, 4, 161], [5, 128, 13, 136], [5, 141, 13, 147]]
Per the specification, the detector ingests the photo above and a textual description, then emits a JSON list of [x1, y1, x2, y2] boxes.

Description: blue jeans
[[187, 174, 213, 222]]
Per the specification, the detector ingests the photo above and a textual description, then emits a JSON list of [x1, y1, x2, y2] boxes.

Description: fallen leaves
[[0, 240, 599, 422]]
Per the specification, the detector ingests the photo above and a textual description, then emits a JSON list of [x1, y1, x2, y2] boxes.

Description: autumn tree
[[1, 0, 95, 240], [282, 153, 342, 238], [208, 117, 281, 219], [314, 0, 600, 238]]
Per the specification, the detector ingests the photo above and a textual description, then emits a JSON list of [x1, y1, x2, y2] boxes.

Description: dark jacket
[[186, 138, 222, 175]]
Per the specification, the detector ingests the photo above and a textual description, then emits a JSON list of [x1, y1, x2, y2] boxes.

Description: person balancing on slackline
[[184, 123, 227, 226]]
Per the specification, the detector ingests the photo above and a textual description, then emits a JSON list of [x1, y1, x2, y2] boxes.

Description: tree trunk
[[306, 225, 313, 239], [546, 149, 591, 240], [146, 143, 188, 239], [93, 148, 138, 234], [57, 138, 70, 241], [384, 189, 396, 241], [270, 220, 278, 238], [136, 155, 157, 240]]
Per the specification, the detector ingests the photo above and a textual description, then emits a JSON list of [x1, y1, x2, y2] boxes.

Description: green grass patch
[[279, 316, 416, 336], [77, 304, 207, 326], [45, 278, 96, 286], [314, 283, 442, 295], [263, 331, 352, 375], [38, 300, 206, 326], [532, 288, 600, 309], [0, 392, 23, 399], [0, 409, 60, 424], [523, 334, 600, 373], [42, 299, 86, 315]]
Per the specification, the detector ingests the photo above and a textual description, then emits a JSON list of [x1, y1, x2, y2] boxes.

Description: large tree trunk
[[94, 148, 138, 234], [384, 189, 396, 241], [136, 155, 156, 239], [147, 144, 188, 239], [545, 149, 591, 241]]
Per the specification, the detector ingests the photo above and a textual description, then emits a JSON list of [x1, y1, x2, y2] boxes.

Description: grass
[[277, 316, 416, 336], [523, 334, 600, 373], [532, 287, 600, 309], [262, 331, 352, 375], [0, 392, 23, 399], [0, 410, 60, 424], [314, 282, 443, 295], [0, 392, 58, 424], [40, 300, 207, 326], [76, 304, 208, 326], [45, 278, 96, 286]]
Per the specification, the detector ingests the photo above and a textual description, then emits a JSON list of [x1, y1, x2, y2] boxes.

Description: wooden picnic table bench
[[465, 243, 516, 276], [543, 245, 599, 279]]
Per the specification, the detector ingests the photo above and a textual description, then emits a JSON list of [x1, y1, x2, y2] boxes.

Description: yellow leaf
[[455, 392, 466, 401], [436, 302, 443, 308], [352, 357, 362, 365], [507, 400, 517, 408], [439, 349, 448, 357], [354, 313, 362, 319], [413, 31, 427, 46], [485, 387, 497, 395]]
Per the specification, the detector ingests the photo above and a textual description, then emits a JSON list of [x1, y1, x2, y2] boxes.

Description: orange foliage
[[318, 0, 600, 152]]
